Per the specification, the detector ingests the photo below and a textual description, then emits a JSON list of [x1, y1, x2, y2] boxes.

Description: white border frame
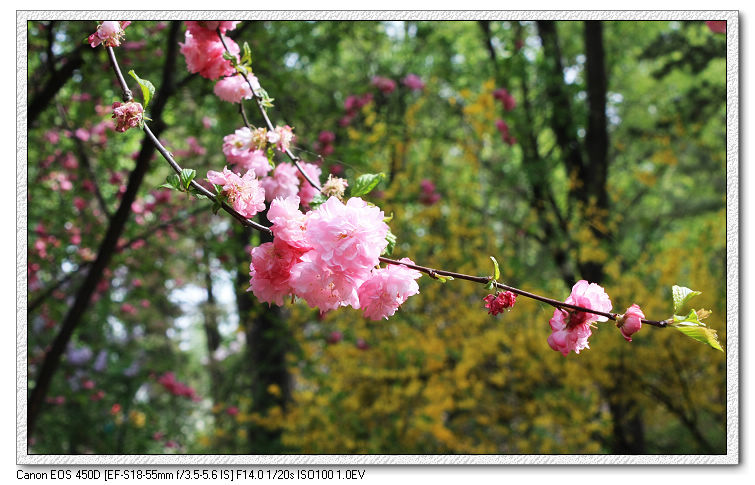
[[17, 10, 739, 465]]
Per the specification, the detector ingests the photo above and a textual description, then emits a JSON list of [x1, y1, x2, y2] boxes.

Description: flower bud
[[617, 304, 644, 342]]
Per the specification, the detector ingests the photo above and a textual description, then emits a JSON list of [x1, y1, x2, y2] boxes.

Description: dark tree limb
[[27, 21, 182, 438]]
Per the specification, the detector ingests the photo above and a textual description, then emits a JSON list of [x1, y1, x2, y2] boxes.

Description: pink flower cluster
[[372, 76, 397, 94], [483, 291, 517, 315], [249, 196, 418, 319], [222, 127, 271, 177], [419, 179, 441, 206], [267, 125, 295, 152], [341, 93, 373, 126], [88, 21, 131, 48], [547, 280, 612, 356], [214, 74, 259, 103], [402, 74, 425, 92], [261, 163, 300, 202], [111, 101, 144, 132], [706, 21, 726, 34], [495, 119, 517, 146], [493, 88, 516, 111], [180, 21, 240, 79], [358, 259, 421, 320], [315, 130, 336, 156], [157, 372, 200, 401], [207, 167, 266, 219], [187, 21, 240, 34]]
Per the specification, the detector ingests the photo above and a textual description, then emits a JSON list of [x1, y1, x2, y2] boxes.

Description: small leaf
[[350, 173, 386, 197], [211, 200, 222, 215], [160, 173, 180, 191], [309, 193, 327, 210], [188, 186, 208, 200], [435, 275, 454, 283], [383, 229, 397, 256], [242, 41, 252, 65], [128, 70, 155, 110], [671, 309, 702, 327], [179, 168, 196, 190], [490, 256, 500, 281], [222, 51, 236, 62], [672, 326, 724, 352], [672, 285, 702, 314], [485, 280, 495, 291], [383, 212, 394, 223]]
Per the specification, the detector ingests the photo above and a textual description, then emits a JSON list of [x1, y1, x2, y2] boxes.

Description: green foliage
[[128, 70, 155, 110], [350, 172, 386, 197]]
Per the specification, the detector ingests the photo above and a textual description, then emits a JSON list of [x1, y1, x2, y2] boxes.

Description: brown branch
[[28, 21, 182, 438]]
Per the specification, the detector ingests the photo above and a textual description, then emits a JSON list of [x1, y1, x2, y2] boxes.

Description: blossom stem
[[104, 46, 272, 236], [215, 29, 323, 192]]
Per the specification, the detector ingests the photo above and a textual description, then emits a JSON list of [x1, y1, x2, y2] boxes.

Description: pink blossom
[[288, 258, 360, 311], [493, 88, 516, 111], [547, 280, 612, 356], [402, 73, 425, 91], [267, 196, 311, 251], [617, 304, 644, 342], [248, 240, 302, 306], [371, 76, 397, 94], [261, 163, 300, 202], [157, 372, 199, 400], [213, 74, 258, 103], [111, 101, 143, 132], [304, 196, 389, 281], [226, 406, 239, 416], [88, 21, 130, 48], [327, 331, 343, 344], [185, 21, 240, 37], [296, 162, 322, 206], [318, 131, 336, 145], [358, 258, 421, 321], [483, 291, 517, 315], [44, 130, 60, 144], [180, 29, 239, 80], [356, 338, 369, 350], [419, 179, 441, 205], [207, 167, 266, 218], [73, 197, 87, 211], [706, 21, 726, 34], [267, 125, 295, 152]]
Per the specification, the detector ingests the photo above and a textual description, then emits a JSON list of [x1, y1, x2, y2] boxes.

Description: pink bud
[[617, 304, 644, 342]]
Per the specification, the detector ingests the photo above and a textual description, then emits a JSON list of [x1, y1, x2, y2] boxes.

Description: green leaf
[[350, 173, 386, 198], [490, 256, 500, 281], [159, 174, 180, 191], [127, 70, 155, 110], [671, 309, 703, 327], [383, 229, 397, 256], [179, 169, 196, 190], [309, 193, 327, 210], [241, 41, 252, 65], [672, 285, 702, 314], [672, 326, 724, 352], [484, 280, 495, 291], [435, 275, 454, 283]]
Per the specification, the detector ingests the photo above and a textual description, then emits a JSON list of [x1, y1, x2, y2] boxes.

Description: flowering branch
[[213, 26, 671, 329], [101, 21, 722, 357], [104, 45, 272, 236]]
